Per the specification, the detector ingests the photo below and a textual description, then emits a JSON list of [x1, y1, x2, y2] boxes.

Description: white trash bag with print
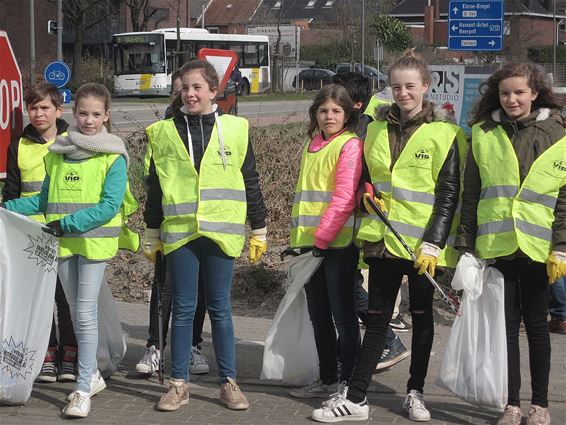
[[261, 252, 323, 386], [0, 209, 58, 404], [437, 253, 507, 411]]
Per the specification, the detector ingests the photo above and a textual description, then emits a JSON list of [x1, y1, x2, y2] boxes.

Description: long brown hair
[[74, 83, 112, 131], [307, 84, 358, 139], [171, 59, 220, 114], [469, 62, 563, 125]]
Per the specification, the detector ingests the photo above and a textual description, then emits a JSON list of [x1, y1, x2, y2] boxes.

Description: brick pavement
[[1, 300, 565, 424]]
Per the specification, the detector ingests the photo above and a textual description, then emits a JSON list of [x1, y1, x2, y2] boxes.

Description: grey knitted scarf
[[49, 125, 129, 166]]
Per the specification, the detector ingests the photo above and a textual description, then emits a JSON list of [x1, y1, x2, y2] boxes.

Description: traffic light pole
[[29, 0, 35, 86], [57, 0, 63, 61]]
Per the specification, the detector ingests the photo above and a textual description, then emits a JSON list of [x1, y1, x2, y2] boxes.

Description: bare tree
[[125, 0, 159, 32], [49, 0, 113, 86]]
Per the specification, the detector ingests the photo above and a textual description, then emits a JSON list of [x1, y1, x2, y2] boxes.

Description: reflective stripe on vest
[[290, 131, 357, 249], [146, 115, 249, 256], [472, 124, 566, 262], [44, 152, 139, 260], [357, 119, 466, 267], [17, 136, 59, 223]]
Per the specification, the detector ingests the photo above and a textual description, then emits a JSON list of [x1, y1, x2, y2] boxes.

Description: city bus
[[112, 28, 270, 96]]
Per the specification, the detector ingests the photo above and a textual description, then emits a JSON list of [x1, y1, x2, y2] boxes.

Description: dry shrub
[[250, 123, 306, 242]]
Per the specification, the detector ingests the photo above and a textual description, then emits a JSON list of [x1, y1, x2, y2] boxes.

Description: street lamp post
[[554, 0, 557, 81], [29, 0, 35, 86], [361, 0, 365, 71]]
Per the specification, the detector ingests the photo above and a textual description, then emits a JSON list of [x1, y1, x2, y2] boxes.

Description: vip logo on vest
[[64, 169, 80, 187], [551, 160, 566, 178], [414, 148, 431, 167], [1, 336, 36, 380]]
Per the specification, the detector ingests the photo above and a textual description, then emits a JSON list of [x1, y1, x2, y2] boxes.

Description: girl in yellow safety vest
[[142, 59, 267, 412], [2, 83, 137, 419], [457, 62, 566, 425], [288, 84, 363, 399], [312, 50, 465, 423]]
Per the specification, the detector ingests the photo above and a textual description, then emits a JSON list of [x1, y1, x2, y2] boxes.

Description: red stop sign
[[0, 31, 23, 179]]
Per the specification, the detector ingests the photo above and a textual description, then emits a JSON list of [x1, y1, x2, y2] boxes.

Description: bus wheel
[[240, 80, 250, 96]]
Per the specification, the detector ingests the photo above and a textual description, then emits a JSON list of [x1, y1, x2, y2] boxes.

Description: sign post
[[448, 0, 504, 51], [0, 31, 23, 180]]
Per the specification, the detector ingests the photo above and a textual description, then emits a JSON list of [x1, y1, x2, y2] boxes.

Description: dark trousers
[[494, 258, 551, 408], [48, 278, 77, 354], [304, 245, 359, 385], [348, 258, 435, 403], [147, 257, 206, 349], [354, 269, 397, 346]]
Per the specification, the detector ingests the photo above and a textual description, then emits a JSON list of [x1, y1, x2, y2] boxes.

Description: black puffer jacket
[[363, 101, 462, 259], [144, 107, 267, 230], [456, 108, 566, 254]]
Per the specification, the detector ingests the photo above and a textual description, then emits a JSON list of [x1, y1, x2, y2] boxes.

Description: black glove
[[0, 202, 5, 209], [42, 220, 64, 237], [312, 246, 328, 257]]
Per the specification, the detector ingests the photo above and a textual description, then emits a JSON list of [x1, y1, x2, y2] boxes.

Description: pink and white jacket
[[310, 129, 363, 249]]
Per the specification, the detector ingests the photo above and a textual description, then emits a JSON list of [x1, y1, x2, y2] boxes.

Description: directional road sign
[[448, 0, 504, 51], [44, 61, 71, 88], [59, 88, 72, 104]]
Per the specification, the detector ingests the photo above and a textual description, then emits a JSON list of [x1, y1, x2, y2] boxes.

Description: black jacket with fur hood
[[456, 107, 566, 255], [363, 100, 462, 259]]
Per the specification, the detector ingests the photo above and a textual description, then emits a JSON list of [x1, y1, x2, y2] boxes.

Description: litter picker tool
[[365, 195, 460, 313]]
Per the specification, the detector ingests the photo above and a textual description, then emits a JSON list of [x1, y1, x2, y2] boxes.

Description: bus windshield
[[113, 33, 165, 75]]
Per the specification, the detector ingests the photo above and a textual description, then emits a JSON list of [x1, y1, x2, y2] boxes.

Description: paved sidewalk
[[1, 300, 565, 424]]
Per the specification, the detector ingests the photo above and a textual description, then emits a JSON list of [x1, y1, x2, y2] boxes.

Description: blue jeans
[[57, 256, 106, 393], [304, 245, 359, 384], [167, 237, 236, 382], [549, 277, 566, 321]]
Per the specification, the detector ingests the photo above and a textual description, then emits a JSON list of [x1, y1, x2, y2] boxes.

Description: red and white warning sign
[[0, 31, 23, 179], [197, 48, 238, 94]]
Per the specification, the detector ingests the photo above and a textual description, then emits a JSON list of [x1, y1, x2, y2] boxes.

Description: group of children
[[1, 50, 564, 425]]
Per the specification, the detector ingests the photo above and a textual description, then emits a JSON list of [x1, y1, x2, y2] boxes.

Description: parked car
[[335, 63, 388, 90], [293, 68, 335, 90]]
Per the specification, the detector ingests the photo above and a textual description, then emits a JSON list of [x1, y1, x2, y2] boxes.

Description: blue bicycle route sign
[[44, 61, 71, 88], [448, 0, 504, 51]]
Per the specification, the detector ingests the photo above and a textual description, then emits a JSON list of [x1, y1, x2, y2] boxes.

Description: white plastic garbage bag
[[97, 278, 127, 379], [437, 253, 507, 411], [261, 252, 323, 385], [0, 209, 58, 404]]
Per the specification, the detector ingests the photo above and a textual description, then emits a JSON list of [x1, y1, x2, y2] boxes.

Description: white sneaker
[[63, 390, 91, 418], [403, 390, 431, 422], [289, 380, 337, 398], [135, 345, 161, 374], [312, 392, 369, 422], [189, 346, 210, 375], [66, 370, 106, 402]]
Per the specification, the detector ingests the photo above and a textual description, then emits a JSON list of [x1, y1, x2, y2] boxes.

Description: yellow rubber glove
[[142, 228, 162, 264], [249, 227, 267, 265], [363, 193, 386, 215], [547, 251, 566, 284], [413, 242, 440, 277]]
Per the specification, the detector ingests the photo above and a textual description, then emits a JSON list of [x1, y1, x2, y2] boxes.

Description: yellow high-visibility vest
[[145, 115, 249, 257], [290, 131, 358, 249], [473, 124, 566, 262], [358, 119, 466, 267]]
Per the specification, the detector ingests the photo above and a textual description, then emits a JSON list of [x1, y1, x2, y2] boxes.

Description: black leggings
[[494, 258, 550, 408], [348, 258, 435, 403]]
